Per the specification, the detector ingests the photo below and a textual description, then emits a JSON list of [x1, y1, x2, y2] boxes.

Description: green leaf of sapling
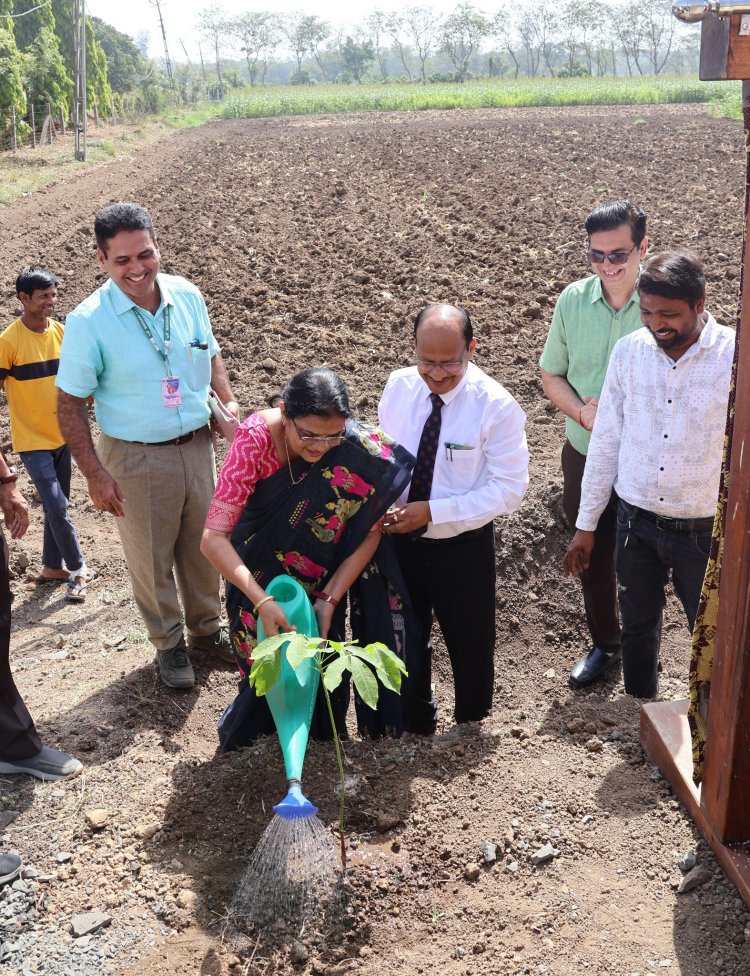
[[349, 656, 379, 710], [252, 631, 298, 659], [285, 634, 317, 670], [322, 653, 349, 693], [248, 649, 282, 696]]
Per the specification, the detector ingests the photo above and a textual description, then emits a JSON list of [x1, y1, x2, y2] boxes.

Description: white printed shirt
[[378, 362, 529, 539], [576, 314, 735, 531]]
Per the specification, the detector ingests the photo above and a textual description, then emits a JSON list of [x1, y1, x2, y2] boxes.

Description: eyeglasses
[[415, 353, 466, 376], [291, 418, 346, 445], [587, 244, 637, 266]]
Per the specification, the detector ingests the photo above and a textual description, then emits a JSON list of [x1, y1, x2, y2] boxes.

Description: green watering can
[[256, 575, 320, 820]]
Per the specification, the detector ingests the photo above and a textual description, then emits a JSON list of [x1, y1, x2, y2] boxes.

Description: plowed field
[[0, 103, 748, 976]]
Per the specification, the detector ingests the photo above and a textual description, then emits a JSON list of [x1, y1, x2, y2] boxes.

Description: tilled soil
[[0, 104, 748, 976]]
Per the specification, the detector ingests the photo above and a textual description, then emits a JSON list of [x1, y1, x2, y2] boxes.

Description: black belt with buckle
[[138, 425, 207, 447], [636, 506, 714, 534]]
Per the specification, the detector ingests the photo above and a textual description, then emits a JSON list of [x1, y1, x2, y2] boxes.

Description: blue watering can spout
[[257, 575, 321, 814], [273, 778, 319, 820]]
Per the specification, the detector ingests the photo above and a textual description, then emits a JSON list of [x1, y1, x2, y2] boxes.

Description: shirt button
[[660, 497, 664, 501], [667, 399, 672, 404], [660, 467, 664, 471], [663, 434, 668, 439]]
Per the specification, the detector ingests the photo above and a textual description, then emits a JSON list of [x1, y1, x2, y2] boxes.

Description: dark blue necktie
[[408, 393, 443, 504]]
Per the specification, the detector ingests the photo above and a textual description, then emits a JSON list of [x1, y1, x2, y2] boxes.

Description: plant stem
[[322, 677, 347, 871]]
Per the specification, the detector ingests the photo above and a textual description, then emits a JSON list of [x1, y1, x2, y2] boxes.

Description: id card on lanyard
[[131, 304, 182, 407]]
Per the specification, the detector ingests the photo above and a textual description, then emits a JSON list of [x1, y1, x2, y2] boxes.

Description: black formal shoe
[[569, 646, 622, 689]]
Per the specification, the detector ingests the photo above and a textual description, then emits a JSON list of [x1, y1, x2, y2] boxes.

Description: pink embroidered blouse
[[205, 413, 284, 533]]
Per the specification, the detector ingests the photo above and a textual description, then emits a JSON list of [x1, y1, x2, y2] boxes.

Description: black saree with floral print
[[218, 421, 418, 751]]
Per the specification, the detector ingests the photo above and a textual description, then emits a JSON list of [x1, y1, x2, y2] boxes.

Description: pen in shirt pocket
[[444, 441, 476, 461]]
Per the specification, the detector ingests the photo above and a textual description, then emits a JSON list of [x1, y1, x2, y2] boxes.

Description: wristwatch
[[0, 467, 18, 485]]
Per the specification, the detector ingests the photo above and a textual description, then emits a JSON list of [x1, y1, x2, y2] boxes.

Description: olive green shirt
[[539, 274, 642, 454]]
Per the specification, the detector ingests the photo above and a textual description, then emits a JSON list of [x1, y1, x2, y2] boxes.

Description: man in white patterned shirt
[[379, 304, 529, 731], [563, 252, 734, 698]]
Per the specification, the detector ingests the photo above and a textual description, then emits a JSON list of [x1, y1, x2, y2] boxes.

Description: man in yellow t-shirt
[[0, 269, 91, 602]]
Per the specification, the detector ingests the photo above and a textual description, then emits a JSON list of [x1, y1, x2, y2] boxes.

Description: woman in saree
[[200, 366, 416, 750]]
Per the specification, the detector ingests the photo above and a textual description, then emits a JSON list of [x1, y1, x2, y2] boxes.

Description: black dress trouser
[[561, 440, 621, 654], [394, 522, 496, 731], [0, 531, 42, 761]]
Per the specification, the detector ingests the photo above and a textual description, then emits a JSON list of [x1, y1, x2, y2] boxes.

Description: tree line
[[198, 1, 696, 89], [0, 0, 697, 140]]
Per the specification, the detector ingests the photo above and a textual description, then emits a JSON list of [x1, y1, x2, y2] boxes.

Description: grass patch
[[0, 104, 221, 206], [222, 76, 744, 121]]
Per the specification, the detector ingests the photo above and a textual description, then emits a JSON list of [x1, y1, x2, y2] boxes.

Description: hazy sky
[[86, 0, 469, 62]]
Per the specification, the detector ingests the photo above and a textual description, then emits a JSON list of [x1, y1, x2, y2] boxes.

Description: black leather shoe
[[569, 646, 622, 689]]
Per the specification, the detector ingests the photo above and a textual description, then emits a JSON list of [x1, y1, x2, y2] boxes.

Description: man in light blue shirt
[[57, 202, 240, 690]]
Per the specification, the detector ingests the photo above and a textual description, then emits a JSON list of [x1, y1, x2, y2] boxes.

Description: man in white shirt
[[379, 304, 529, 731], [564, 252, 734, 699]]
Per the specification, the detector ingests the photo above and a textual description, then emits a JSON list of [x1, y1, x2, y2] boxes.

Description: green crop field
[[221, 76, 743, 121]]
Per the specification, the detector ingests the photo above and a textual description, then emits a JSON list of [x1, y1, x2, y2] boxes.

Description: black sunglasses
[[587, 244, 637, 266]]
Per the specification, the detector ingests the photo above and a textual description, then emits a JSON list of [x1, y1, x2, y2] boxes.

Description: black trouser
[[561, 440, 621, 654], [394, 522, 496, 731], [0, 532, 42, 761], [615, 500, 712, 699]]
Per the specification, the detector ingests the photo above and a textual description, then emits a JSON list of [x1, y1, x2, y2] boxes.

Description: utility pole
[[72, 0, 87, 161], [198, 41, 207, 82], [149, 0, 175, 94]]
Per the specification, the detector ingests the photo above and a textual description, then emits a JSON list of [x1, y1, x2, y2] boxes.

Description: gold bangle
[[252, 594, 276, 614]]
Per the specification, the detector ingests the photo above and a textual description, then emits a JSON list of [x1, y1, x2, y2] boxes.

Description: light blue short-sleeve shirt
[[56, 274, 220, 442]]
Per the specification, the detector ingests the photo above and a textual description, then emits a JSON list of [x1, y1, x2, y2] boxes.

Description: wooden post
[[10, 105, 16, 152], [699, 81, 750, 842], [46, 101, 54, 143], [640, 73, 750, 908], [60, 107, 66, 136], [30, 103, 36, 148], [93, 101, 99, 127], [110, 96, 116, 124]]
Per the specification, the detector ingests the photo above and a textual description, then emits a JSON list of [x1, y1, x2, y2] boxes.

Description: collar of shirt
[[589, 274, 640, 314], [642, 311, 719, 364], [106, 273, 175, 318]]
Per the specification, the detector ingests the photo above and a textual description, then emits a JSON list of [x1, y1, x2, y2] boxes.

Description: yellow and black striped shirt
[[0, 317, 65, 452]]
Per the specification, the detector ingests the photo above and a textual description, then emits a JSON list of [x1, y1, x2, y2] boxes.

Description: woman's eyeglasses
[[587, 244, 637, 266], [291, 419, 346, 445]]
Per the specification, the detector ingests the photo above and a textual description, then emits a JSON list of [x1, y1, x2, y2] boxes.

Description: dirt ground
[[0, 103, 748, 976]]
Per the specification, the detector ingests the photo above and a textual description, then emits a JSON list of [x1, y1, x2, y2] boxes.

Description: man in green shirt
[[539, 200, 648, 689]]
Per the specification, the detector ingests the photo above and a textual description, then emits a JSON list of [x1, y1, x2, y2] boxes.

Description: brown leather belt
[[137, 425, 207, 447]]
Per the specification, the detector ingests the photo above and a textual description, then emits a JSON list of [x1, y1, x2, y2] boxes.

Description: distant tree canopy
[[192, 0, 696, 87], [0, 0, 703, 136], [90, 16, 149, 94]]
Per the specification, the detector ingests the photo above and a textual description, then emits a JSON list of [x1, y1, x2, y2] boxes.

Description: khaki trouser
[[98, 426, 221, 651]]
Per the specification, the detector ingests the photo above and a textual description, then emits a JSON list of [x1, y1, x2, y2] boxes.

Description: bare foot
[[38, 567, 69, 582]]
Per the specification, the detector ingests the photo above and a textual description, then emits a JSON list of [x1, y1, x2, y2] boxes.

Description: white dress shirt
[[576, 314, 735, 531], [378, 362, 529, 539]]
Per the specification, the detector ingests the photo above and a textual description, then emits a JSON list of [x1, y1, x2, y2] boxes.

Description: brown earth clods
[[0, 104, 748, 976]]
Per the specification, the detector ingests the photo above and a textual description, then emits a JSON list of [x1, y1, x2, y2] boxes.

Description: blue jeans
[[615, 500, 711, 699], [20, 446, 84, 574]]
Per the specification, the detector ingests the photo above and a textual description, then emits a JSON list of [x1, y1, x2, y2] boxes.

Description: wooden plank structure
[[699, 14, 750, 79], [641, 3, 750, 910]]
